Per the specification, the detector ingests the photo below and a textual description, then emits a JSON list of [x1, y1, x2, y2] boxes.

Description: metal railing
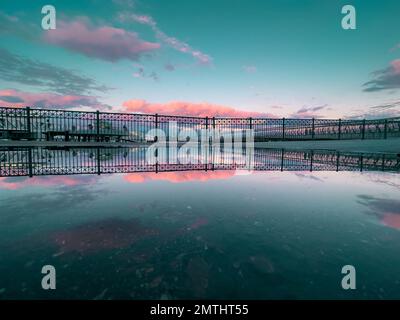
[[1, 146, 399, 177], [1, 106, 399, 142]]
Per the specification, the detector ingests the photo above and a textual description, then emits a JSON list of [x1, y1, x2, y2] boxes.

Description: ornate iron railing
[[0, 106, 399, 142], [0, 146, 399, 177]]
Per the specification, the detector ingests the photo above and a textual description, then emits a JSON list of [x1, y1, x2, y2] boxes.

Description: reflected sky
[[0, 168, 400, 299]]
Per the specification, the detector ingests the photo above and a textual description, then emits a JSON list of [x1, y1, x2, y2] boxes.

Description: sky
[[1, 0, 400, 119]]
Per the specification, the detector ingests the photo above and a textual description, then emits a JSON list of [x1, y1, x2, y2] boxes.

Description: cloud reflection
[[358, 194, 400, 230], [123, 170, 236, 183], [0, 175, 98, 190]]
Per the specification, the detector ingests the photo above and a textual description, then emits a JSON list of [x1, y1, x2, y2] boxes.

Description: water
[[0, 147, 399, 299]]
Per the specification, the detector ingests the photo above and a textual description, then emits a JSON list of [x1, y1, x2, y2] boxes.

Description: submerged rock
[[186, 257, 209, 298], [51, 218, 158, 254], [249, 255, 275, 274]]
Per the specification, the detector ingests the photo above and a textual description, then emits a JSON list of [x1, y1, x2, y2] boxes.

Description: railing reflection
[[0, 146, 399, 177]]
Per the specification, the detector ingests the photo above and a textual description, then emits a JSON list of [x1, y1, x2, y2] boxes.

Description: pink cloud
[[0, 176, 97, 190], [381, 213, 400, 230], [43, 18, 160, 62], [0, 89, 110, 110], [123, 171, 236, 184], [391, 59, 400, 74], [122, 99, 277, 118]]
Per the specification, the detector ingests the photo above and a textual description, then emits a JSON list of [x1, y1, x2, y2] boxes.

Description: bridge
[[1, 107, 400, 143]]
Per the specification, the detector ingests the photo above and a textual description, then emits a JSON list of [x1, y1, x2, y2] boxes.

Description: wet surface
[[0, 148, 400, 299]]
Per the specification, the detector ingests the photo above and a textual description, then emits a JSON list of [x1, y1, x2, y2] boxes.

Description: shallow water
[[0, 147, 400, 299]]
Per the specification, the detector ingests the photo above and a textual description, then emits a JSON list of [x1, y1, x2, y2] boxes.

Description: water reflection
[[358, 195, 400, 230], [1, 146, 400, 300], [1, 146, 399, 178]]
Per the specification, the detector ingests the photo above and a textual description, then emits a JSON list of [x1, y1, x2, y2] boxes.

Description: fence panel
[[1, 107, 400, 142]]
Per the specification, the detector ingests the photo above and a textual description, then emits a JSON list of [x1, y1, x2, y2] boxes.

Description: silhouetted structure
[[1, 107, 399, 142]]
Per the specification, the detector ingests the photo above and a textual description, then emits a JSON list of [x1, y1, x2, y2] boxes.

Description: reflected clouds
[[358, 194, 400, 230], [123, 170, 237, 184], [0, 175, 99, 190]]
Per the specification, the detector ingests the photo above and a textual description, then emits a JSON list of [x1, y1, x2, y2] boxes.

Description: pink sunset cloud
[[0, 176, 97, 190], [390, 59, 400, 74], [0, 89, 110, 110], [122, 99, 277, 118], [381, 213, 400, 230], [43, 18, 160, 62], [123, 171, 236, 183]]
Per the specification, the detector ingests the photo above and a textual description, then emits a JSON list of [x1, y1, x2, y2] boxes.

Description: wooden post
[[282, 118, 286, 140], [338, 119, 342, 140]]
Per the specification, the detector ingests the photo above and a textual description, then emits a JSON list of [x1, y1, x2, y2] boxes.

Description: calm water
[[0, 148, 400, 299]]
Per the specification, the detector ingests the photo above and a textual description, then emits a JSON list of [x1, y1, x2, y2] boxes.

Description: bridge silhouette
[[1, 107, 400, 142], [1, 146, 399, 178]]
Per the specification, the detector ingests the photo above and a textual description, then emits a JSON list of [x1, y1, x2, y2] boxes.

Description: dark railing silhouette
[[1, 146, 399, 177], [1, 106, 400, 142]]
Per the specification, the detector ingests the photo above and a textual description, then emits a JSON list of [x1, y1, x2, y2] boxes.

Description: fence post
[[154, 113, 159, 142], [362, 119, 366, 140], [338, 119, 342, 140], [96, 110, 100, 142], [282, 117, 286, 140], [26, 107, 31, 135], [311, 118, 315, 139], [96, 147, 101, 175], [212, 117, 216, 129], [249, 117, 253, 130], [336, 151, 340, 172], [205, 116, 208, 130], [28, 147, 33, 177], [384, 119, 388, 139]]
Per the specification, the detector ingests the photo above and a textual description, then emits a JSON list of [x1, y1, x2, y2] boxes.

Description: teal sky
[[1, 0, 400, 119]]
